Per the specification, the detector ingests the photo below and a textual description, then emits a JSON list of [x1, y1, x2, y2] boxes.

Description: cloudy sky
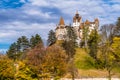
[[0, 0, 120, 52]]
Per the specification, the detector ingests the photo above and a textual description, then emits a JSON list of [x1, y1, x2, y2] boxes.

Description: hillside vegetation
[[74, 48, 120, 78]]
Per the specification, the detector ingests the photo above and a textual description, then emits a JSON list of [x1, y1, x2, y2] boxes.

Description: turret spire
[[76, 10, 78, 14], [59, 17, 65, 25]]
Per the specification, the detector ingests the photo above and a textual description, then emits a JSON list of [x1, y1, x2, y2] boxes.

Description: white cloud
[[20, 0, 26, 3], [0, 21, 56, 43], [29, 0, 49, 7], [25, 0, 118, 25], [0, 0, 120, 49], [112, 4, 120, 11], [24, 9, 52, 19]]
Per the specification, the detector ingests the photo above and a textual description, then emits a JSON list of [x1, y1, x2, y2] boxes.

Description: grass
[[74, 48, 95, 69], [74, 48, 120, 78]]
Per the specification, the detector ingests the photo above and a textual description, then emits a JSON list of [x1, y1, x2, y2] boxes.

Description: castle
[[55, 11, 99, 45]]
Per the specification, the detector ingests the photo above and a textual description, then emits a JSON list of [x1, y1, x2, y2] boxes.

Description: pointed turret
[[95, 18, 99, 22], [76, 10, 79, 14], [59, 17, 65, 25], [73, 10, 81, 23], [85, 20, 90, 24]]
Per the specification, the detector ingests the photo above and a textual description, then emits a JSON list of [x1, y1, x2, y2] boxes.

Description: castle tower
[[73, 11, 82, 27], [73, 11, 82, 45], [94, 18, 99, 30], [55, 17, 67, 40]]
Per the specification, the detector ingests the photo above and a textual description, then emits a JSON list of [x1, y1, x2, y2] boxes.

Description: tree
[[16, 61, 37, 80], [62, 26, 77, 80], [99, 41, 116, 80], [82, 23, 90, 48], [100, 24, 115, 43], [25, 43, 46, 79], [30, 34, 43, 48], [7, 42, 18, 60], [88, 29, 99, 61], [45, 45, 68, 79], [114, 17, 120, 36], [97, 37, 120, 80], [25, 43, 68, 79], [66, 26, 77, 43], [17, 36, 29, 52], [62, 26, 76, 59], [62, 41, 76, 59], [111, 37, 120, 62], [47, 30, 56, 46], [0, 55, 15, 80]]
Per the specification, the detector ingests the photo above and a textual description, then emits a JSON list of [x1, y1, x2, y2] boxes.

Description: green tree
[[62, 26, 76, 59], [66, 26, 77, 44], [17, 36, 29, 52], [62, 41, 76, 59], [30, 34, 43, 48], [62, 26, 77, 80], [7, 42, 17, 60], [47, 30, 56, 46], [82, 23, 90, 48], [88, 29, 99, 61]]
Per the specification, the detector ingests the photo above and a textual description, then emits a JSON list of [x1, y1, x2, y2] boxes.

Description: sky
[[0, 0, 120, 52]]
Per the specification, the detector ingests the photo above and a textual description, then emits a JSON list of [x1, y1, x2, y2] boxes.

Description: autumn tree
[[0, 55, 15, 80], [25, 43, 45, 79], [16, 61, 37, 80], [47, 30, 56, 46], [99, 40, 116, 80], [45, 45, 68, 79]]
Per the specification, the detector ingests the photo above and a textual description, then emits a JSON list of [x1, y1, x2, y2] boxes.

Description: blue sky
[[0, 0, 120, 52]]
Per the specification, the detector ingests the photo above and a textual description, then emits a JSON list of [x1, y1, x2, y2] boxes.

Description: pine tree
[[30, 34, 43, 48], [47, 30, 56, 46], [30, 36, 35, 48], [66, 26, 77, 45], [88, 29, 99, 60], [82, 23, 89, 48], [62, 26, 77, 59], [7, 42, 17, 60], [17, 36, 29, 52]]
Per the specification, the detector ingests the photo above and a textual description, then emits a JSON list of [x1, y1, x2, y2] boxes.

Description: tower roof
[[76, 10, 79, 14], [59, 17, 65, 25], [85, 20, 90, 24], [95, 18, 99, 22]]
